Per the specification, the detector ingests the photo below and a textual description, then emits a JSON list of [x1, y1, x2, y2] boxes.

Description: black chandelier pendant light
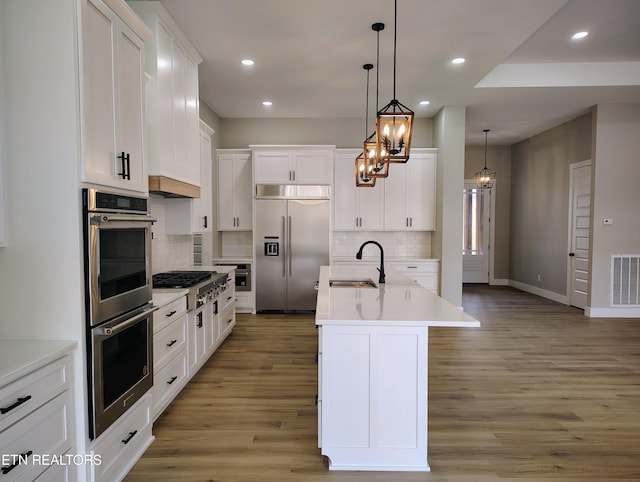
[[375, 0, 414, 164], [365, 22, 390, 179], [475, 129, 496, 188], [355, 63, 376, 187]]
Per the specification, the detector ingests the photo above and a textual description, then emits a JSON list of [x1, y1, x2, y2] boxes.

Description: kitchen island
[[315, 265, 480, 471]]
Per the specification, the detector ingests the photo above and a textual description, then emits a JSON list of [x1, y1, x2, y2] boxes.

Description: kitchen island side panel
[[320, 325, 429, 471]]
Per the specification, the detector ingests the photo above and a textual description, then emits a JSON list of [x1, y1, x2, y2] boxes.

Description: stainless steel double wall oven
[[82, 188, 156, 439]]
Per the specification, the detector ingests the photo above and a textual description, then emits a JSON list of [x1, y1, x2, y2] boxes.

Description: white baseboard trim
[[508, 280, 569, 305], [490, 278, 509, 286], [585, 306, 640, 318]]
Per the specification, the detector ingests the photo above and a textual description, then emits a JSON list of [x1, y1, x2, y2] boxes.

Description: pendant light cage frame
[[355, 63, 376, 187], [475, 129, 496, 188], [375, 0, 414, 164]]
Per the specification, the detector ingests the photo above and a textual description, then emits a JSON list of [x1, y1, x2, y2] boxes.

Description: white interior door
[[462, 182, 490, 283], [569, 161, 592, 309]]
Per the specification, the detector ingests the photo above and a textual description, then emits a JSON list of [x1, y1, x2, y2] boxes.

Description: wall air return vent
[[611, 255, 640, 306]]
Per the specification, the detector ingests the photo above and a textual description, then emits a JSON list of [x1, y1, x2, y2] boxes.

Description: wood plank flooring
[[125, 286, 640, 481]]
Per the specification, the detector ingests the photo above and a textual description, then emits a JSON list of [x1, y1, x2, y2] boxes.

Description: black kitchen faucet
[[356, 240, 385, 284]]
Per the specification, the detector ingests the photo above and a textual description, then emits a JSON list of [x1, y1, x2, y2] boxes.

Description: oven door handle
[[96, 305, 158, 337], [91, 214, 157, 224]]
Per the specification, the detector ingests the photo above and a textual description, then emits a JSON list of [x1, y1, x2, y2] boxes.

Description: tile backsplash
[[221, 231, 253, 258], [149, 195, 193, 273], [332, 231, 432, 258]]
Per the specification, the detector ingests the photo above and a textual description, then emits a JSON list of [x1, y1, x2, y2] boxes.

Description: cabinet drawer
[[0, 391, 73, 482], [153, 315, 187, 371], [90, 392, 153, 482], [32, 458, 73, 482], [152, 351, 187, 420], [153, 296, 187, 333], [387, 261, 439, 273], [0, 356, 71, 432], [235, 292, 252, 311], [221, 287, 235, 311], [220, 304, 236, 340]]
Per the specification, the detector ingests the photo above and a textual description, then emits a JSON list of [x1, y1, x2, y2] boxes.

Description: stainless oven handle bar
[[96, 305, 158, 336], [91, 214, 157, 224]]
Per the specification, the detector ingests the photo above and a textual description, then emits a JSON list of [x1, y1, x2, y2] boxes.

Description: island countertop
[[315, 265, 480, 328]]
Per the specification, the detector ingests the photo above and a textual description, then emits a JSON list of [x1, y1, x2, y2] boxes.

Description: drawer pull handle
[[166, 339, 178, 347], [407, 266, 418, 269], [122, 430, 138, 445], [227, 296, 233, 301], [0, 395, 32, 414], [1, 450, 33, 474], [227, 318, 233, 325], [167, 376, 178, 385], [166, 310, 177, 317]]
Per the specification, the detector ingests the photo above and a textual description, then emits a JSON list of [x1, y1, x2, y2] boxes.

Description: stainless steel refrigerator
[[255, 185, 330, 312]]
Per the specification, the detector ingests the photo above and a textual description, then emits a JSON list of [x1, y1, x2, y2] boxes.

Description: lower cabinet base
[[88, 392, 154, 482]]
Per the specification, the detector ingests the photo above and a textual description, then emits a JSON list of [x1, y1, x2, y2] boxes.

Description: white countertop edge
[[0, 340, 77, 386], [153, 288, 189, 307], [316, 319, 480, 327], [213, 258, 252, 264]]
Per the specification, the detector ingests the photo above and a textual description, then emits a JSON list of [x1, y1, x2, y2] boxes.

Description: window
[[462, 188, 485, 256]]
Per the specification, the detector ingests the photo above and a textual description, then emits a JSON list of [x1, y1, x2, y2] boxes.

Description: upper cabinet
[[384, 150, 437, 231], [252, 146, 334, 185], [217, 150, 252, 231], [81, 0, 151, 194], [128, 1, 203, 196], [164, 121, 214, 234], [333, 149, 384, 231]]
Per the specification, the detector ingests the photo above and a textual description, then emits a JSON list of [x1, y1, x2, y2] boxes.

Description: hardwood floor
[[125, 286, 640, 481]]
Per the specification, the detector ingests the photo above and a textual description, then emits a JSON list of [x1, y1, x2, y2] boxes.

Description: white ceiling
[[158, 0, 640, 145]]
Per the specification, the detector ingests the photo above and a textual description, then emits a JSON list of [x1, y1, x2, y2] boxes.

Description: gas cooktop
[[152, 270, 216, 289]]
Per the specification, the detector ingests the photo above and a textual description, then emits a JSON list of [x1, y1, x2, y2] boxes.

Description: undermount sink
[[329, 278, 378, 288]]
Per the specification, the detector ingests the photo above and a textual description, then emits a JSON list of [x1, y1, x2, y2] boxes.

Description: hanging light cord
[[365, 67, 371, 138], [484, 129, 489, 168], [393, 0, 397, 100]]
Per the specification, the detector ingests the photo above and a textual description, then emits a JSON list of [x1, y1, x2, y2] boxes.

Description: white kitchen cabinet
[[384, 150, 437, 231], [0, 133, 6, 247], [129, 1, 203, 191], [152, 293, 188, 420], [387, 259, 440, 294], [252, 146, 334, 185], [89, 392, 153, 482], [217, 150, 252, 231], [187, 303, 208, 377], [0, 344, 75, 481], [164, 121, 215, 234], [333, 149, 384, 230], [81, 0, 150, 194]]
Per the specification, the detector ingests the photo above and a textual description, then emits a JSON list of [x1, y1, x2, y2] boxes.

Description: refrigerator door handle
[[288, 215, 293, 276], [281, 216, 286, 277]]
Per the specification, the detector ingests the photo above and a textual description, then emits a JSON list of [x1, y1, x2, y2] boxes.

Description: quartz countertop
[[152, 288, 189, 308], [0, 340, 76, 386], [332, 256, 440, 263], [315, 265, 480, 328]]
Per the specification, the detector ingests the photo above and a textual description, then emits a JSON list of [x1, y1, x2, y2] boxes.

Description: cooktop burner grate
[[152, 270, 216, 288]]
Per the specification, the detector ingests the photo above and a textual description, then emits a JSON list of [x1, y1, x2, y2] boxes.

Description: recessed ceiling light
[[419, 100, 430, 105], [241, 59, 255, 66], [262, 101, 272, 106], [451, 57, 466, 64], [571, 31, 589, 40]]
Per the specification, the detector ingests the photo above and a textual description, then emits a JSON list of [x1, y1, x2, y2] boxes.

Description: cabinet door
[[358, 184, 384, 230], [184, 54, 201, 186], [116, 20, 147, 192], [254, 151, 292, 183], [217, 155, 237, 230], [383, 163, 410, 230], [293, 150, 332, 184], [234, 155, 253, 230], [192, 130, 212, 232], [333, 151, 358, 230], [81, 0, 146, 193], [407, 153, 436, 230]]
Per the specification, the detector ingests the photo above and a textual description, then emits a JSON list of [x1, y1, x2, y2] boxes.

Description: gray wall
[[464, 144, 511, 281], [589, 103, 640, 313], [218, 117, 433, 149], [509, 112, 592, 296]]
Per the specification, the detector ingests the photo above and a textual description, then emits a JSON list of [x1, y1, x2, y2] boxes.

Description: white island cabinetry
[[316, 265, 479, 471], [0, 341, 76, 481]]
